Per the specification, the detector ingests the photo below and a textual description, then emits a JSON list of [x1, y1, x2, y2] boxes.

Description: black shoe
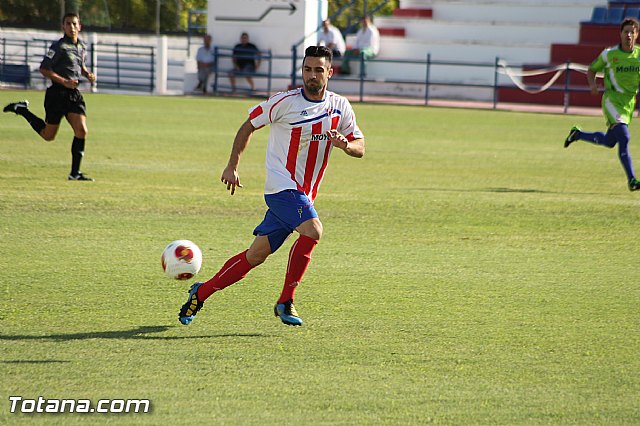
[[68, 173, 95, 181], [3, 100, 29, 114], [629, 178, 640, 191], [564, 125, 581, 148]]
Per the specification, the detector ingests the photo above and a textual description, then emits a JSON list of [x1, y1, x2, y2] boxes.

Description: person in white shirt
[[195, 34, 216, 93], [318, 19, 346, 58], [341, 16, 380, 75], [178, 46, 366, 327]]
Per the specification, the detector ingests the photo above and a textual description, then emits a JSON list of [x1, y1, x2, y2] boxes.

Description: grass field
[[1, 89, 639, 425]]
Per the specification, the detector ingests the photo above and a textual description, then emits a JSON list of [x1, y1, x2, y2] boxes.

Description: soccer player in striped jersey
[[179, 45, 365, 326], [564, 17, 640, 191]]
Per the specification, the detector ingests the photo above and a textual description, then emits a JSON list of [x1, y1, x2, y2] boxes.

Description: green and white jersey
[[590, 45, 640, 126]]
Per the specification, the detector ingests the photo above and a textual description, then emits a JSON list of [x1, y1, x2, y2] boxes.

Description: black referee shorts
[[44, 85, 87, 125]]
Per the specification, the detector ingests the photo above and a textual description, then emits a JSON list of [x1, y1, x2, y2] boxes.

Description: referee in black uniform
[[4, 12, 97, 181]]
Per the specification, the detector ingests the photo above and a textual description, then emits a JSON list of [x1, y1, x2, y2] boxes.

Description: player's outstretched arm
[[221, 119, 256, 195]]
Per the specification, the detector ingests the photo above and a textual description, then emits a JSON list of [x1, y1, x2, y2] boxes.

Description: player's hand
[[63, 79, 79, 89], [221, 166, 243, 195], [86, 72, 96, 83], [326, 129, 348, 150]]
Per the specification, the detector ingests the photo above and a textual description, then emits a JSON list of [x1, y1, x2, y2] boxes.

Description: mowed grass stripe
[[0, 90, 638, 424]]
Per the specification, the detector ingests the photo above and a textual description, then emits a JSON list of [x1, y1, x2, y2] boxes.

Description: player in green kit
[[564, 17, 640, 191]]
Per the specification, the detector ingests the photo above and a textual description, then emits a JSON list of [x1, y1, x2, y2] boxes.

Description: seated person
[[340, 16, 380, 75], [318, 19, 346, 58], [229, 32, 261, 92], [195, 34, 216, 93]]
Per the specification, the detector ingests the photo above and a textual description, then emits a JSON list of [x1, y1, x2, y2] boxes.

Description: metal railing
[[330, 53, 505, 106], [0, 38, 157, 92], [288, 49, 602, 112], [0, 39, 31, 88], [1, 37, 607, 112], [95, 43, 155, 91], [211, 47, 286, 95]]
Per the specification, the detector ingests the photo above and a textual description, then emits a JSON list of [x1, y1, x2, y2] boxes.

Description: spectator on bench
[[229, 32, 261, 92], [195, 34, 216, 94], [318, 19, 346, 58], [340, 16, 380, 75]]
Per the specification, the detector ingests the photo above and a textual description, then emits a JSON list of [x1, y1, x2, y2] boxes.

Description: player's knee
[[246, 249, 269, 267], [617, 133, 629, 145], [618, 141, 631, 158], [40, 129, 57, 141], [613, 124, 630, 145], [304, 220, 323, 241], [75, 128, 87, 139]]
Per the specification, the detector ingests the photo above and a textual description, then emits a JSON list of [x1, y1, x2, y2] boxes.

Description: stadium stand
[[0, 0, 623, 107], [625, 7, 640, 19], [339, 0, 601, 103], [606, 6, 625, 23], [498, 1, 640, 107], [589, 6, 608, 23]]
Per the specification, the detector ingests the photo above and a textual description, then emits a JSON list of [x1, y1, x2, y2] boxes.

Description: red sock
[[197, 250, 254, 301], [277, 235, 318, 304]]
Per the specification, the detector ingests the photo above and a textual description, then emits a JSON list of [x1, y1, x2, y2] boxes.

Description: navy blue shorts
[[253, 189, 318, 253]]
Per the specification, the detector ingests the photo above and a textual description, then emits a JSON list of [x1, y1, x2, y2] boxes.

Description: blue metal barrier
[[211, 46, 278, 95], [0, 39, 30, 88], [0, 36, 606, 112], [94, 43, 155, 91]]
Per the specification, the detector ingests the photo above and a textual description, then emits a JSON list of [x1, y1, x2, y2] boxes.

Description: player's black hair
[[304, 45, 333, 65], [620, 17, 640, 32], [62, 12, 80, 23]]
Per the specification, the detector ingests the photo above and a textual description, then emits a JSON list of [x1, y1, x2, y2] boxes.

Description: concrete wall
[[339, 0, 603, 99], [205, 0, 326, 85]]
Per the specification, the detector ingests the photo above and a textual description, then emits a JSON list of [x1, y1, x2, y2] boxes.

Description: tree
[[0, 0, 59, 26], [0, 0, 207, 33], [328, 0, 398, 34]]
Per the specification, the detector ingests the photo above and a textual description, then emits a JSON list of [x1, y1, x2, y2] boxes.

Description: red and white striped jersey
[[248, 88, 364, 202]]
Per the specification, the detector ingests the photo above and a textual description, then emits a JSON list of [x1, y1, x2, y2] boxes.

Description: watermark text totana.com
[[9, 396, 151, 414]]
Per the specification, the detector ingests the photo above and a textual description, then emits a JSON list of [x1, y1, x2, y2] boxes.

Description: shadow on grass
[[485, 187, 547, 193], [2, 360, 71, 364], [0, 325, 268, 341], [408, 187, 549, 194]]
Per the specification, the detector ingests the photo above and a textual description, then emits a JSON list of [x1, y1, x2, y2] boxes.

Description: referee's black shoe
[[68, 172, 95, 181], [3, 100, 29, 114]]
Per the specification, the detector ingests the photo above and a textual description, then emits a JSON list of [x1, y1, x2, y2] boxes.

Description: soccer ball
[[161, 240, 203, 280]]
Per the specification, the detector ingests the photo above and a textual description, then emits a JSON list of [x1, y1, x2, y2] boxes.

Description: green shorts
[[602, 92, 635, 127]]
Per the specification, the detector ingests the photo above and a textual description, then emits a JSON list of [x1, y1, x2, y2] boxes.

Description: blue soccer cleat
[[178, 282, 204, 325], [629, 177, 640, 191], [274, 300, 303, 326]]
